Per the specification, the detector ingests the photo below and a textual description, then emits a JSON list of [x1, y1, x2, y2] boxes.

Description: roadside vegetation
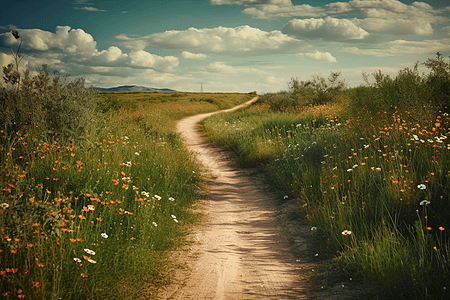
[[201, 53, 450, 299], [0, 29, 255, 300]]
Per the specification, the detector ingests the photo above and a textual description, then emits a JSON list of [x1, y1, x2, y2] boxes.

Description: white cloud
[[212, 0, 447, 37], [341, 38, 450, 57], [443, 26, 450, 36], [0, 26, 97, 55], [297, 50, 337, 63], [341, 46, 396, 57], [0, 26, 181, 82], [204, 61, 270, 74], [128, 50, 179, 71], [74, 6, 106, 12], [206, 62, 236, 73], [210, 0, 292, 5], [114, 34, 147, 51], [282, 17, 369, 41], [115, 25, 309, 57], [353, 18, 433, 36], [96, 46, 127, 62], [181, 51, 207, 60], [387, 38, 450, 54]]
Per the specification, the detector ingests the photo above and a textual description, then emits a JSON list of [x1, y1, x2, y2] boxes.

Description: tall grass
[[0, 48, 255, 298], [201, 54, 450, 299]]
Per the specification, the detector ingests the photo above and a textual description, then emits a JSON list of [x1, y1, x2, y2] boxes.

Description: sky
[[1, 0, 450, 93]]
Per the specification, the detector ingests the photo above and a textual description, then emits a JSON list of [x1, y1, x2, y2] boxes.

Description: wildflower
[[169, 197, 175, 201], [0, 203, 9, 209], [419, 200, 430, 206], [87, 259, 97, 264], [283, 195, 289, 199], [87, 205, 95, 211], [81, 273, 87, 278], [342, 230, 352, 236], [152, 222, 158, 227], [375, 167, 381, 172], [171, 215, 177, 219], [141, 191, 150, 197], [32, 281, 42, 289], [101, 233, 108, 239], [417, 184, 426, 190], [439, 227, 445, 231], [154, 195, 162, 200], [38, 263, 44, 268], [311, 226, 317, 231], [347, 169, 353, 172], [73, 258, 82, 263], [84, 249, 96, 255], [174, 219, 179, 223], [352, 164, 358, 169], [135, 152, 140, 155]]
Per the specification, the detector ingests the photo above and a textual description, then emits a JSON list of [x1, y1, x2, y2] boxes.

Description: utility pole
[[200, 83, 203, 93]]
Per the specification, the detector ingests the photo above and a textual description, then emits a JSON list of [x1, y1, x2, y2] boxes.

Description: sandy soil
[[150, 98, 363, 299]]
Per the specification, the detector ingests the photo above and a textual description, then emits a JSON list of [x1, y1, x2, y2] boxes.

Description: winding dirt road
[[154, 97, 315, 299]]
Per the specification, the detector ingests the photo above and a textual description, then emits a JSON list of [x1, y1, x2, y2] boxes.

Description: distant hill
[[96, 85, 176, 92]]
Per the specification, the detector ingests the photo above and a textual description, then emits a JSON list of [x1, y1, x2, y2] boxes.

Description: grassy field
[[201, 58, 450, 299], [0, 85, 254, 299]]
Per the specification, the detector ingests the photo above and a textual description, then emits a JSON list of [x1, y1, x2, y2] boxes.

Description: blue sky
[[1, 0, 449, 93]]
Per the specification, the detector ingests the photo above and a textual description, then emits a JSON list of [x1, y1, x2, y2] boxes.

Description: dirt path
[[153, 97, 315, 299]]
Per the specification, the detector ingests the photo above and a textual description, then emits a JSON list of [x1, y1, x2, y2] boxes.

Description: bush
[[1, 65, 97, 137], [259, 71, 345, 112], [424, 52, 450, 111], [1, 30, 96, 137]]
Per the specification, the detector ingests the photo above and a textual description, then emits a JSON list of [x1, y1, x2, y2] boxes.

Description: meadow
[[201, 55, 450, 299], [0, 62, 255, 299]]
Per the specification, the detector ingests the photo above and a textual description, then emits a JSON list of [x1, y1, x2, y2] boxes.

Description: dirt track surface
[[154, 97, 315, 299]]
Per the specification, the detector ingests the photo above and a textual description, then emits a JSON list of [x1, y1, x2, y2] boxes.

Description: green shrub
[[1, 30, 96, 138], [1, 65, 97, 137], [259, 71, 345, 112]]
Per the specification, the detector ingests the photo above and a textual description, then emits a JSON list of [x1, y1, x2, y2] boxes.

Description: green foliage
[[1, 65, 97, 137], [258, 71, 345, 112], [348, 53, 450, 119], [424, 52, 450, 110]]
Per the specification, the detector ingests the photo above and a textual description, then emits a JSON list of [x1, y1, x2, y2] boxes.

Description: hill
[[96, 85, 176, 92]]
